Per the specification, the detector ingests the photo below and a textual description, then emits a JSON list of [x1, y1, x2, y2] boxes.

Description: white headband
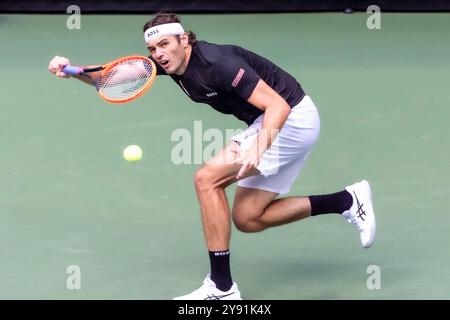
[[144, 23, 185, 43]]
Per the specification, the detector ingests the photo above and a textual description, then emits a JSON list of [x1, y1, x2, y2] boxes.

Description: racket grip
[[62, 65, 83, 75]]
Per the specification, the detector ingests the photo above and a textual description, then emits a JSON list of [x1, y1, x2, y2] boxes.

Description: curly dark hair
[[143, 12, 197, 46]]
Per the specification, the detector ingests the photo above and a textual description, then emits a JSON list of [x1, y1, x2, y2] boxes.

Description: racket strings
[[97, 58, 154, 101]]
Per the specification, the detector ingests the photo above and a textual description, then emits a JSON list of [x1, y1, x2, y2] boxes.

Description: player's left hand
[[233, 143, 265, 180]]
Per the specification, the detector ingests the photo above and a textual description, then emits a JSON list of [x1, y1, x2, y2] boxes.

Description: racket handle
[[62, 65, 83, 75]]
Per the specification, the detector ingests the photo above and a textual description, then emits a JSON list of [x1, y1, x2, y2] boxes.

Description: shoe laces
[[346, 214, 363, 231]]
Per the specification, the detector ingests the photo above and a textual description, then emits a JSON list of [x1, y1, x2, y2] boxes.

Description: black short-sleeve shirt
[[153, 41, 305, 125]]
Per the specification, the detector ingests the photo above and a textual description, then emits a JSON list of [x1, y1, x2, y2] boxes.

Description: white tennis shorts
[[231, 95, 320, 194]]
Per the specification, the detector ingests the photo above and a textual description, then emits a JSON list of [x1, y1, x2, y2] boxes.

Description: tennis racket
[[62, 55, 157, 103]]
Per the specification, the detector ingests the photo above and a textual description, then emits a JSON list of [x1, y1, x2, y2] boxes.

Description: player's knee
[[233, 218, 251, 232], [232, 211, 259, 233], [194, 166, 214, 192]]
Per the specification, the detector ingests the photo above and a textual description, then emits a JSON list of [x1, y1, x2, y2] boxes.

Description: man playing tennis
[[48, 13, 376, 300]]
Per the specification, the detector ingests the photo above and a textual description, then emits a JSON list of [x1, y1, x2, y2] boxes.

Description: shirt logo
[[206, 92, 218, 97], [231, 68, 245, 87]]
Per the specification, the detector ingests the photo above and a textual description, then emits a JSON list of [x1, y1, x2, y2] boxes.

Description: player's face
[[147, 35, 189, 75]]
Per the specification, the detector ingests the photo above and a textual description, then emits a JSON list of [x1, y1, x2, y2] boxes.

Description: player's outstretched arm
[[48, 56, 100, 86]]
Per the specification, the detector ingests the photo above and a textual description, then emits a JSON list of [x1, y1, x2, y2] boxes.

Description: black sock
[[309, 190, 353, 216], [209, 250, 232, 292]]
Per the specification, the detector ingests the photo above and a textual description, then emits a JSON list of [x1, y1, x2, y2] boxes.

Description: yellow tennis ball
[[123, 145, 143, 162]]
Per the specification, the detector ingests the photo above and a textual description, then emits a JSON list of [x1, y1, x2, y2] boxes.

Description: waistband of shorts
[[290, 92, 306, 108], [251, 95, 313, 126]]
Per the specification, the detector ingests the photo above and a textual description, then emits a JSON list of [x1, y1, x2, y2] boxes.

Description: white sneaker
[[342, 180, 376, 248], [173, 274, 242, 300]]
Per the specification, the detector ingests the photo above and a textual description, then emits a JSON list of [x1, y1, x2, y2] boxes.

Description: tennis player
[[48, 13, 376, 300]]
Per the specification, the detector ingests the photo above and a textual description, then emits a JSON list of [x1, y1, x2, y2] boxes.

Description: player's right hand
[[48, 56, 71, 78]]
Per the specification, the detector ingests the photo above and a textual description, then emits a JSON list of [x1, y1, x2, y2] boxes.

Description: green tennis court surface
[[0, 13, 449, 299]]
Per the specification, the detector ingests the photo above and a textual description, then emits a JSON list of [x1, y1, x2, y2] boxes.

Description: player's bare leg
[[232, 187, 310, 233], [194, 142, 258, 251], [173, 143, 259, 300], [232, 182, 375, 249]]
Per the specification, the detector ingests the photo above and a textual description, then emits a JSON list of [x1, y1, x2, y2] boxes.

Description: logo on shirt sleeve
[[231, 68, 245, 87]]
